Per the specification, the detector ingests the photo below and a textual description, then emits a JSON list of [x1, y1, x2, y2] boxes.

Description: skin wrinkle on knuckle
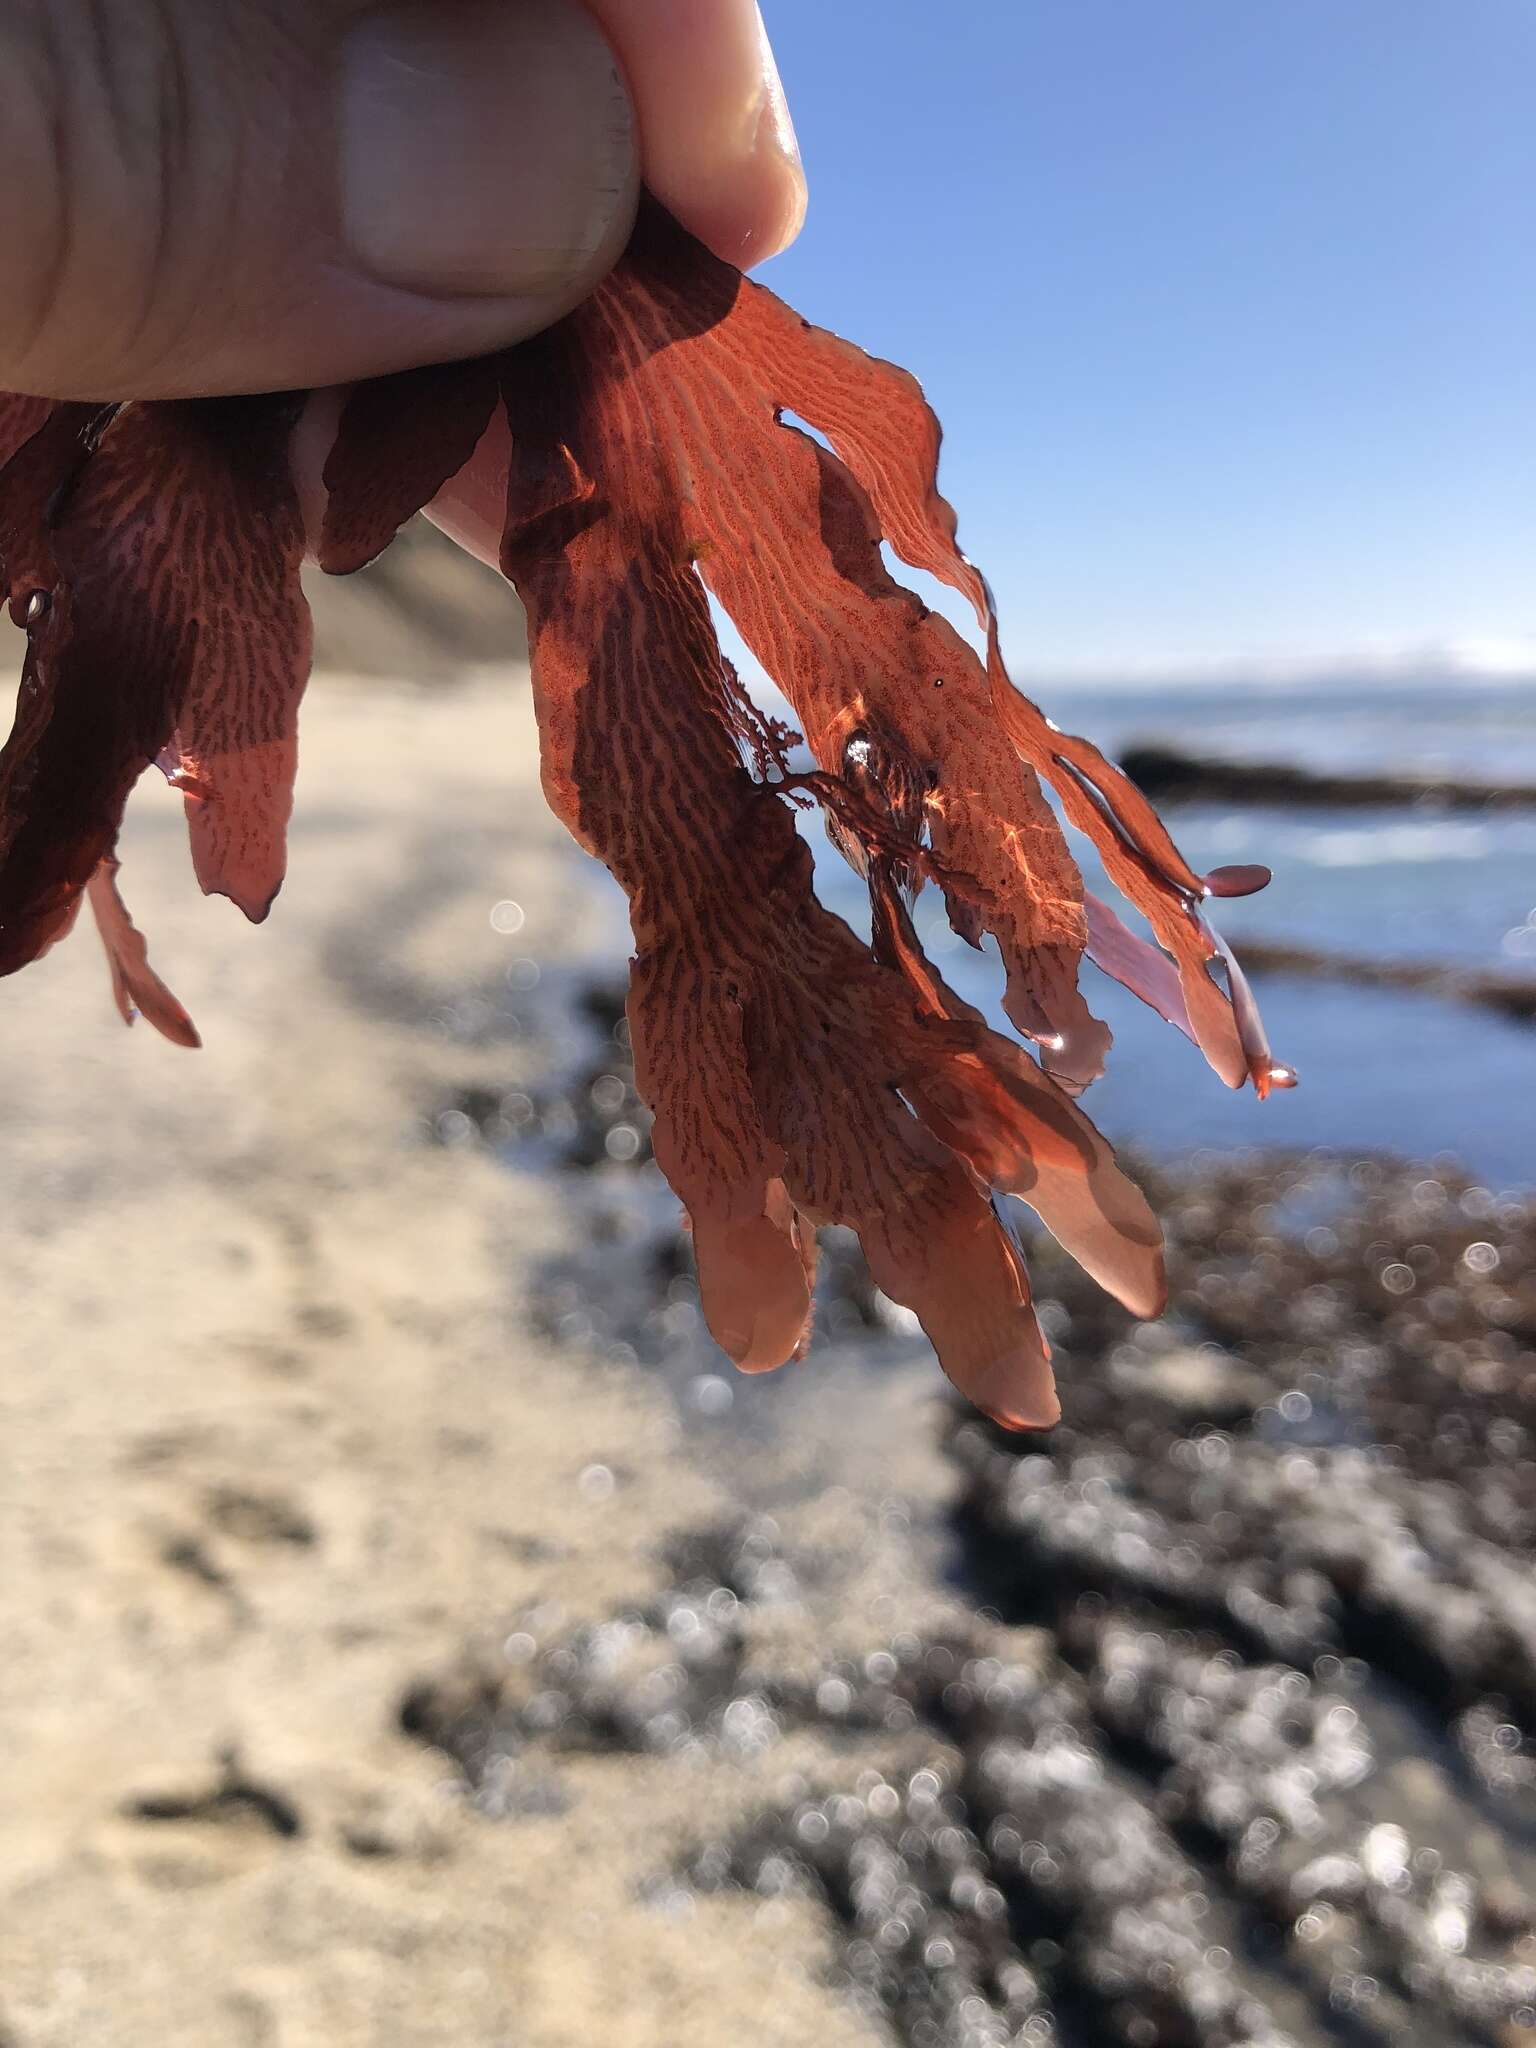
[[114, 0, 299, 396], [129, 0, 192, 383], [0, 0, 166, 390], [0, 7, 74, 381], [0, 0, 259, 396]]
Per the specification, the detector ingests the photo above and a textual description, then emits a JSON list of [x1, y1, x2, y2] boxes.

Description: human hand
[[0, 0, 804, 402]]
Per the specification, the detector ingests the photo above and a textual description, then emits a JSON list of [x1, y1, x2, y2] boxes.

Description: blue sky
[[757, 0, 1536, 679]]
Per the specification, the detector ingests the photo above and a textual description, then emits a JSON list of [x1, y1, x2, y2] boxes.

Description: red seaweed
[[0, 193, 1291, 1428]]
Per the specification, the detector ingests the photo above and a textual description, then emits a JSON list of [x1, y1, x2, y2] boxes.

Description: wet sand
[[0, 672, 891, 2048]]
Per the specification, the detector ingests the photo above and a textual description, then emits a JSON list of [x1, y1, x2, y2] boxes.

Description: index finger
[[582, 0, 805, 268]]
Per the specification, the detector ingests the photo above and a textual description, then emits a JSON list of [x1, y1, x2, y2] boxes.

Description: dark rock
[[413, 974, 1536, 2045], [1228, 940, 1536, 1027], [1120, 743, 1536, 813]]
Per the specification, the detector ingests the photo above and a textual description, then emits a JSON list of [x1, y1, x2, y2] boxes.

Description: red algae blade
[[0, 190, 1295, 1432], [85, 861, 200, 1049]]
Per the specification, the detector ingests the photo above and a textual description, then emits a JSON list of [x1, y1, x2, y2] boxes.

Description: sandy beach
[[4, 618, 1535, 2048], [0, 665, 902, 2048]]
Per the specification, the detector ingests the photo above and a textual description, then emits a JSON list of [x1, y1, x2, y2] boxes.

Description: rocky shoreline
[[1120, 742, 1536, 813], [1228, 941, 1536, 1027], [407, 967, 1536, 2048], [4, 661, 1532, 2048]]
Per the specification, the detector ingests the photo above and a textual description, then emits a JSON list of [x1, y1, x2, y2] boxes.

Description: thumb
[[0, 0, 639, 401]]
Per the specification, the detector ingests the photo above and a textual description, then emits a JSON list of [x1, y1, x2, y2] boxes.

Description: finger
[[583, 0, 806, 267], [0, 0, 639, 399]]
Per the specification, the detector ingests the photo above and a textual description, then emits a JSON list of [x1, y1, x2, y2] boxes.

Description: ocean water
[[804, 674, 1536, 1191]]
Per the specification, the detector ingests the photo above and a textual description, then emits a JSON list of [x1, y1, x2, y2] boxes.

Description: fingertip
[[585, 0, 806, 270], [988, 1384, 1062, 1433], [689, 126, 807, 268], [736, 75, 809, 261], [982, 1379, 1063, 1434]]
